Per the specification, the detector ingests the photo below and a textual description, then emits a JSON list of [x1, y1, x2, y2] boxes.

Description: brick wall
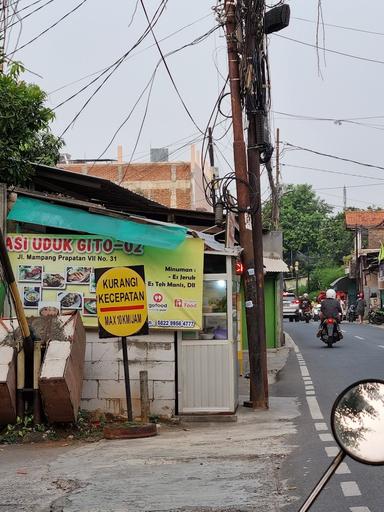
[[58, 161, 213, 210], [368, 228, 384, 249], [81, 331, 175, 418]]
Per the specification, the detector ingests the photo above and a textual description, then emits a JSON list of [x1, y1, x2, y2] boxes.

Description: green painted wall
[[241, 276, 277, 350], [264, 278, 276, 349]]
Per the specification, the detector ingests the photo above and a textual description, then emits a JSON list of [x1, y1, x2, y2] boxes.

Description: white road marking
[[305, 385, 314, 390], [341, 481, 361, 497], [302, 376, 311, 381], [336, 462, 351, 475], [306, 390, 316, 396], [300, 365, 309, 377], [378, 345, 384, 349], [354, 336, 365, 340], [314, 422, 328, 431], [306, 396, 324, 420], [319, 433, 333, 442], [350, 507, 371, 512], [325, 446, 339, 457]]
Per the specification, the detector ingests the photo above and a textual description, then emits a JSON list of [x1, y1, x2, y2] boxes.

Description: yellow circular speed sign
[[96, 266, 148, 338]]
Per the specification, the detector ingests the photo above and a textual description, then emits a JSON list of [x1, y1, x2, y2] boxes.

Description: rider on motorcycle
[[300, 293, 312, 312], [317, 289, 343, 338]]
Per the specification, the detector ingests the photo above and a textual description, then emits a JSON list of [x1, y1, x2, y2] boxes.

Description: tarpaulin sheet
[[8, 196, 187, 250]]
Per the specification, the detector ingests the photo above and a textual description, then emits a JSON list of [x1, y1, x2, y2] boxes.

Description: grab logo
[[153, 293, 163, 303]]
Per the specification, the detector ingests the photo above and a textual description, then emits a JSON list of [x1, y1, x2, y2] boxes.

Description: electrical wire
[[5, 0, 55, 31], [5, 0, 86, 58], [57, 0, 168, 136], [93, 24, 222, 168], [293, 16, 384, 38], [281, 163, 384, 182], [284, 143, 384, 172], [275, 34, 384, 67], [139, 0, 207, 135], [48, 11, 213, 96], [273, 110, 384, 131]]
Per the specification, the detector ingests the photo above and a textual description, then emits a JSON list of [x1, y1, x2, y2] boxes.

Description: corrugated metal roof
[[263, 257, 288, 273]]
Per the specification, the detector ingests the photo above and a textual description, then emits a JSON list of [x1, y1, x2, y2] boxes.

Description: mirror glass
[[332, 380, 384, 464]]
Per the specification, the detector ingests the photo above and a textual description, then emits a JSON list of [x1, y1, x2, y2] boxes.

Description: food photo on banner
[[6, 234, 204, 329]]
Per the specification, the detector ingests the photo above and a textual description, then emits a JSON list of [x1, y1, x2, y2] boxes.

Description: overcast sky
[[5, 0, 384, 211]]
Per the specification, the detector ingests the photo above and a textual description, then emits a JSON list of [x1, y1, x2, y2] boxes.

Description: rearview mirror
[[331, 379, 384, 465]]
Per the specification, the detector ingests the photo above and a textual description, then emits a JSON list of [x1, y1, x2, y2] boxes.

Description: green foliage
[[263, 183, 354, 293], [310, 265, 345, 291], [0, 415, 53, 444], [0, 63, 63, 186]]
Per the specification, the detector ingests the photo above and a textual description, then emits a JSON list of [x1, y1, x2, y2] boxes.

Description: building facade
[[59, 145, 213, 212]]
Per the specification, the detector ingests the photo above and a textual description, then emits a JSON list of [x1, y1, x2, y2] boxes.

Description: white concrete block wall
[[80, 330, 176, 418]]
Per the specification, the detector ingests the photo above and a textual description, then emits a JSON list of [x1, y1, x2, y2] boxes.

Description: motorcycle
[[347, 303, 356, 322], [368, 308, 384, 325], [303, 309, 312, 323], [319, 317, 341, 348], [299, 378, 384, 511]]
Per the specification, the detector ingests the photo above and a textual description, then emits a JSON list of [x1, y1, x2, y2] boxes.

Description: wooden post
[[17, 348, 25, 419], [140, 370, 149, 424], [33, 341, 42, 424]]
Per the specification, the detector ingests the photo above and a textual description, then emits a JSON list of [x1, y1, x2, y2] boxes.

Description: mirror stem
[[298, 450, 345, 512]]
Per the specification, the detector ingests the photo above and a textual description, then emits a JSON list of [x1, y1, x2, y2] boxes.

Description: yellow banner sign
[[6, 234, 203, 329]]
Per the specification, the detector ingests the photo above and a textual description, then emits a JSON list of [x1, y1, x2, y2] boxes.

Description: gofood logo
[[149, 292, 167, 311], [153, 292, 163, 303]]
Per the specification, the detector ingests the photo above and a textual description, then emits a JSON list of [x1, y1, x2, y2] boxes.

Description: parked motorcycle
[[347, 303, 357, 322], [319, 317, 341, 348], [368, 308, 384, 325], [299, 379, 384, 511]]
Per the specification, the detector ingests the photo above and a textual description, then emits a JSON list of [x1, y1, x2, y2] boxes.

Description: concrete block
[[81, 380, 98, 399], [118, 361, 174, 381], [84, 360, 118, 380], [150, 399, 175, 417], [85, 342, 92, 361], [80, 398, 124, 416], [40, 341, 71, 379], [0, 346, 14, 381], [128, 342, 174, 362], [154, 380, 175, 400], [92, 341, 121, 362], [98, 379, 154, 401]]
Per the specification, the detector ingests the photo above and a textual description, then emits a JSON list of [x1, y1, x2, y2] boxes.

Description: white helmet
[[303, 293, 309, 299], [326, 289, 336, 299]]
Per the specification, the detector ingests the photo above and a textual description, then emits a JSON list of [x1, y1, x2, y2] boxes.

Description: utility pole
[[244, 1, 269, 408], [0, 0, 7, 73], [343, 185, 347, 211], [224, 0, 261, 408], [274, 128, 280, 229]]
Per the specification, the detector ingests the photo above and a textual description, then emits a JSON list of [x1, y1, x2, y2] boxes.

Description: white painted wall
[[81, 330, 176, 418]]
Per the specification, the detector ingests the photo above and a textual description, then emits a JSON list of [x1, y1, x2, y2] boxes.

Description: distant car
[[283, 292, 300, 322]]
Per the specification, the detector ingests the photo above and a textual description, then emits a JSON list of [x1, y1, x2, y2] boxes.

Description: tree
[[0, 64, 63, 186], [263, 183, 354, 292], [264, 183, 332, 261]]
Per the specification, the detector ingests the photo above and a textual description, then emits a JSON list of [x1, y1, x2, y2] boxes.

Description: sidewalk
[[0, 345, 296, 512]]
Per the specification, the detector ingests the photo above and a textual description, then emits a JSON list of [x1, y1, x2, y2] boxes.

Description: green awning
[[8, 196, 187, 250]]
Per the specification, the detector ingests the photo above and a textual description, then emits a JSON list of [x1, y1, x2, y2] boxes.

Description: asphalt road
[[275, 319, 384, 512]]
